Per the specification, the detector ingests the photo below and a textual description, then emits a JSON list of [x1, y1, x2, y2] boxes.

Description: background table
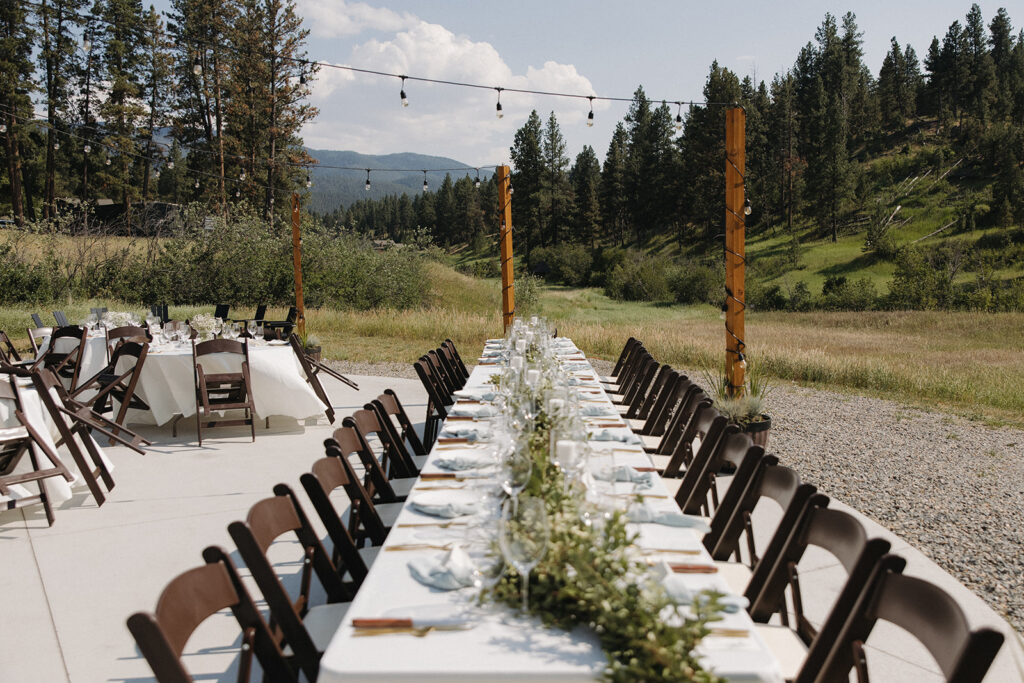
[[318, 343, 784, 682]]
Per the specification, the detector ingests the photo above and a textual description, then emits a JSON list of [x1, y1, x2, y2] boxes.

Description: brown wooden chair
[[31, 368, 118, 506], [603, 337, 639, 383], [0, 374, 75, 526], [286, 333, 357, 392], [655, 402, 723, 479], [300, 461, 375, 590], [641, 381, 704, 453], [286, 333, 336, 424], [413, 358, 451, 449], [52, 311, 70, 327], [263, 306, 298, 340], [629, 369, 682, 435], [191, 339, 256, 446], [148, 304, 169, 324], [625, 363, 672, 422], [605, 342, 649, 395], [105, 325, 151, 361], [441, 339, 470, 380], [434, 345, 467, 391], [370, 389, 427, 460], [0, 330, 25, 365], [39, 325, 88, 391], [214, 304, 230, 321], [27, 326, 52, 356], [424, 350, 458, 398], [810, 555, 1003, 683], [127, 545, 299, 683], [748, 495, 899, 682], [228, 484, 353, 682], [323, 429, 400, 546], [31, 313, 46, 328], [71, 340, 151, 447], [341, 412, 417, 498]]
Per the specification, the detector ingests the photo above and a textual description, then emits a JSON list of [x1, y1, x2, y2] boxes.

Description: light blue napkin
[[409, 497, 479, 518], [627, 504, 711, 533], [594, 465, 654, 489], [453, 389, 497, 402], [434, 454, 494, 471], [591, 429, 642, 445], [581, 404, 616, 417], [440, 425, 492, 441], [480, 349, 502, 358], [650, 563, 749, 613], [449, 405, 498, 418], [408, 545, 476, 590]]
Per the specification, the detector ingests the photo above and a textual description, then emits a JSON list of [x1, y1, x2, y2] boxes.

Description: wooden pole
[[724, 107, 746, 396], [291, 192, 306, 336], [496, 165, 515, 332]]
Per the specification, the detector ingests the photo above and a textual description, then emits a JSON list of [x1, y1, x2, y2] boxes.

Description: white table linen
[[318, 342, 784, 683]]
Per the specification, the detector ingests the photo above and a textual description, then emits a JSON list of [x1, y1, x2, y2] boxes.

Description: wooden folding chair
[[52, 311, 70, 327], [30, 313, 45, 328], [38, 325, 87, 391], [286, 334, 337, 423], [0, 330, 25, 366], [27, 326, 51, 356], [148, 304, 169, 324], [434, 345, 467, 391], [300, 463, 375, 590], [653, 402, 722, 478], [127, 545, 298, 683], [810, 555, 1003, 683], [442, 339, 470, 380], [0, 374, 75, 526], [323, 429, 400, 546], [214, 303, 230, 320], [228, 484, 353, 682], [413, 358, 451, 449], [370, 389, 427, 461], [341, 413, 416, 497], [191, 339, 256, 446], [264, 306, 298, 339], [71, 340, 151, 447]]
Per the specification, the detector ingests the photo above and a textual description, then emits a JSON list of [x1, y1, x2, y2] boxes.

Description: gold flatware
[[610, 493, 668, 499], [385, 543, 453, 552], [639, 547, 702, 556], [709, 628, 750, 638], [397, 521, 468, 528], [415, 485, 467, 491]]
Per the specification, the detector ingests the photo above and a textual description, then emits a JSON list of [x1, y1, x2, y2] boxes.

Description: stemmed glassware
[[498, 497, 549, 612], [500, 441, 532, 514]]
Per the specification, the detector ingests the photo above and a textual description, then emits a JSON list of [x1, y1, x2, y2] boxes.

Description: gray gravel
[[332, 357, 1024, 633]]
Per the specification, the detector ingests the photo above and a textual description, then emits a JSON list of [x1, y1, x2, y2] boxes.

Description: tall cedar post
[[291, 193, 306, 336], [497, 165, 515, 332], [724, 107, 746, 396]]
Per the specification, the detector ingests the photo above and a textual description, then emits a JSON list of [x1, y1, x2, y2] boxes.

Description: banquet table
[[317, 340, 784, 682], [40, 333, 326, 426], [0, 375, 114, 507]]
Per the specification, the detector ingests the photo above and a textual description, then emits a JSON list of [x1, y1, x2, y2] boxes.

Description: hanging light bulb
[[364, 169, 371, 191], [587, 96, 595, 127], [192, 58, 202, 76], [674, 102, 683, 132], [235, 188, 240, 198], [53, 140, 59, 150], [105, 155, 111, 166], [83, 144, 91, 153], [194, 178, 200, 189], [737, 352, 748, 371], [167, 160, 174, 169], [495, 88, 503, 119], [153, 169, 160, 180], [744, 197, 752, 216], [0, 124, 6, 133], [82, 37, 91, 52], [306, 174, 312, 189], [508, 185, 514, 196], [474, 170, 481, 189], [400, 76, 408, 107], [239, 171, 246, 181], [422, 170, 428, 192]]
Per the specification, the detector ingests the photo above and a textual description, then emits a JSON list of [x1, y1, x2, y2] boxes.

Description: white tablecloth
[[40, 336, 326, 426], [318, 342, 784, 682], [0, 378, 114, 506]]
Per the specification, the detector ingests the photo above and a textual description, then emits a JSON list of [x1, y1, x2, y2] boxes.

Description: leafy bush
[[515, 274, 542, 313], [669, 261, 720, 305], [603, 250, 673, 302], [747, 281, 788, 311], [532, 244, 593, 287], [820, 276, 878, 310]]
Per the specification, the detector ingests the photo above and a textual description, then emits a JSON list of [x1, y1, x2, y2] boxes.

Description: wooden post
[[496, 165, 515, 332], [291, 193, 306, 336], [724, 107, 746, 396]]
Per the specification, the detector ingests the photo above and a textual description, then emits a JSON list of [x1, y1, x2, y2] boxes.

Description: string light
[[422, 170, 428, 192], [495, 87, 503, 119], [675, 102, 683, 131], [194, 178, 200, 189], [587, 96, 594, 127], [744, 197, 752, 216], [82, 38, 91, 52], [400, 76, 408, 107], [153, 169, 160, 179], [306, 174, 312, 188], [167, 160, 174, 169], [508, 184, 514, 196], [239, 171, 245, 181], [53, 140, 59, 150], [192, 58, 201, 76], [475, 169, 481, 189], [104, 155, 111, 165], [365, 169, 371, 191], [83, 143, 91, 153], [0, 124, 6, 133]]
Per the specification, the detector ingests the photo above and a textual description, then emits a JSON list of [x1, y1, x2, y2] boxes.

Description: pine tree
[[879, 38, 909, 130], [599, 123, 628, 245], [766, 72, 805, 236], [140, 6, 174, 205], [569, 145, 601, 247], [963, 3, 996, 124], [509, 110, 543, 263], [989, 8, 1015, 120], [0, 0, 36, 224], [540, 111, 572, 246]]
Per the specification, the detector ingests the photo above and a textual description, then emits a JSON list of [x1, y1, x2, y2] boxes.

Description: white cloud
[[297, 0, 416, 38]]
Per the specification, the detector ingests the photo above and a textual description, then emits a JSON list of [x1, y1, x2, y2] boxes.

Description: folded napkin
[[408, 545, 476, 590], [409, 496, 479, 518], [581, 404, 616, 417], [448, 405, 498, 418], [479, 349, 503, 358], [440, 425, 493, 442], [594, 465, 654, 489], [568, 377, 600, 387], [591, 429, 643, 445], [627, 504, 711, 533], [453, 389, 497, 402], [650, 562, 749, 613], [433, 454, 494, 471]]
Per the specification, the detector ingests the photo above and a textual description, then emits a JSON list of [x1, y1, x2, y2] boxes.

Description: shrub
[[786, 281, 814, 311], [669, 261, 720, 305], [536, 243, 593, 287], [820, 276, 878, 310], [747, 282, 788, 311], [515, 274, 541, 313], [604, 250, 673, 302], [469, 259, 501, 279]]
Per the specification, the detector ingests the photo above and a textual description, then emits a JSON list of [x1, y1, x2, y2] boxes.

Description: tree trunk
[[5, 115, 25, 226], [212, 54, 226, 213]]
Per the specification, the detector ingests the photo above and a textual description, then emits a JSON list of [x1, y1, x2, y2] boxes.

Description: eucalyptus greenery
[[485, 404, 726, 682]]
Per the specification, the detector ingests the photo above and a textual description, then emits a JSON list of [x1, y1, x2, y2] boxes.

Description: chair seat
[[389, 477, 417, 498], [649, 453, 674, 472], [0, 426, 31, 441], [640, 434, 662, 451], [376, 501, 404, 528], [626, 418, 646, 431], [284, 602, 351, 654], [615, 404, 630, 414], [412, 454, 428, 470], [753, 623, 808, 682], [714, 560, 753, 595]]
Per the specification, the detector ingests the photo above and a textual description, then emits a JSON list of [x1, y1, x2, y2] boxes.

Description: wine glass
[[500, 441, 532, 513], [247, 320, 257, 338], [214, 317, 224, 338], [254, 324, 264, 342], [498, 497, 548, 612]]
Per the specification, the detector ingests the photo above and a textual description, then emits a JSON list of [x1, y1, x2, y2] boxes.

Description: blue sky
[[154, 1, 1012, 166]]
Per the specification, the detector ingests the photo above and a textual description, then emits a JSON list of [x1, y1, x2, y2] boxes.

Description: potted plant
[[700, 361, 773, 448], [297, 330, 322, 362]]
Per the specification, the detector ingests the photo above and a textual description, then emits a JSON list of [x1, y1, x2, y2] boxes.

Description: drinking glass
[[498, 497, 548, 612], [247, 320, 257, 338], [500, 442, 533, 513], [214, 317, 224, 338], [254, 324, 264, 342]]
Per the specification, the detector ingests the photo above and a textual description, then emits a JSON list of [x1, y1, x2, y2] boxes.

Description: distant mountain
[[304, 149, 491, 214]]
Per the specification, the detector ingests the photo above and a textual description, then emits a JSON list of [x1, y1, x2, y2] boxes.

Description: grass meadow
[[7, 260, 1021, 426]]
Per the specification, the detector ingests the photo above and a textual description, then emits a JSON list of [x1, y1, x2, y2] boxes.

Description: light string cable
[[722, 150, 750, 382]]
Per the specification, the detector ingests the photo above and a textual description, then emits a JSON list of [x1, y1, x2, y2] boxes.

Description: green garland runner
[[484, 406, 727, 682]]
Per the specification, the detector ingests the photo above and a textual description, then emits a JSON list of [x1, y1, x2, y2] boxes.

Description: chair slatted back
[[435, 345, 467, 391], [323, 429, 390, 545], [630, 363, 672, 421], [31, 313, 45, 328], [192, 339, 255, 445], [661, 401, 721, 478], [127, 546, 298, 683], [609, 337, 639, 378], [300, 460, 371, 588], [375, 389, 427, 457], [414, 358, 449, 448], [42, 325, 87, 391], [287, 333, 335, 423], [342, 412, 409, 497], [0, 330, 22, 363], [442, 339, 470, 379], [52, 311, 70, 327], [638, 370, 683, 436]]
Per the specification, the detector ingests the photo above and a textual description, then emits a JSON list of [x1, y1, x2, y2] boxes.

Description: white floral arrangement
[[102, 311, 138, 328], [190, 313, 218, 339]]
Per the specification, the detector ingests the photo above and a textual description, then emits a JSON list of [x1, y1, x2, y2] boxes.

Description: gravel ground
[[329, 357, 1024, 633]]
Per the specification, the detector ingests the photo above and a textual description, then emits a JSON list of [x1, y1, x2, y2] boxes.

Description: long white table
[[318, 342, 784, 682]]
